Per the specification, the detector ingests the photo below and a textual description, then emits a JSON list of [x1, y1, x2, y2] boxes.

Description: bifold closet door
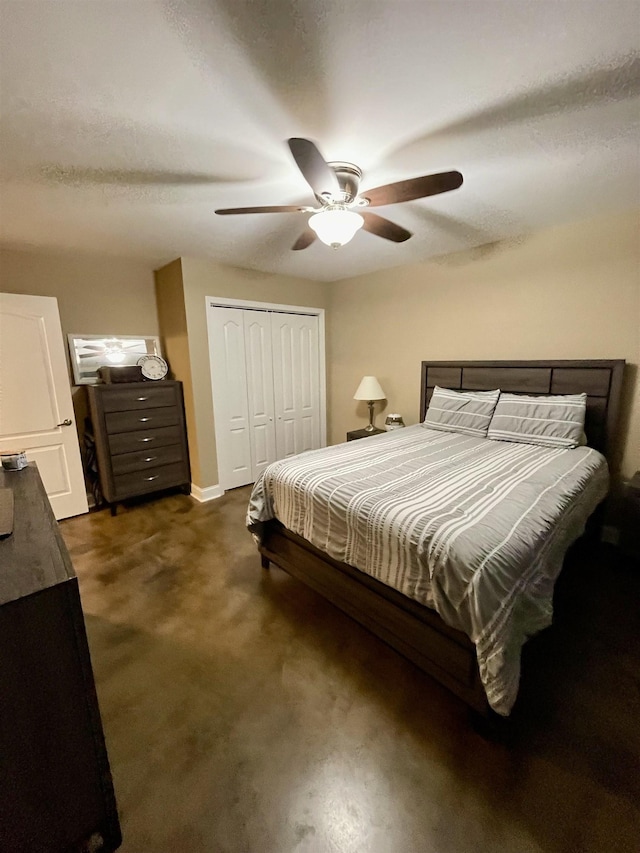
[[209, 306, 322, 489], [271, 312, 321, 458]]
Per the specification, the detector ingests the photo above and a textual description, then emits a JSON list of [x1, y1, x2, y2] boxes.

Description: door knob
[[56, 418, 72, 427]]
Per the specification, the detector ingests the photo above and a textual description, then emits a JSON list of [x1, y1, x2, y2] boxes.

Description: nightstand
[[347, 427, 386, 441], [620, 472, 640, 560]]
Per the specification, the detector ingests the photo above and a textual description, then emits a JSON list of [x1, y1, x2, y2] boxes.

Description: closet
[[207, 304, 324, 489]]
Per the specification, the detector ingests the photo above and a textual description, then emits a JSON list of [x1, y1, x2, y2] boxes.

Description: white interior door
[[0, 292, 88, 519], [208, 306, 253, 489], [243, 311, 276, 481], [271, 313, 321, 459]]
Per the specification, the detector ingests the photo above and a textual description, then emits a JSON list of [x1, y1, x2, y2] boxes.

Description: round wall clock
[[137, 354, 168, 380]]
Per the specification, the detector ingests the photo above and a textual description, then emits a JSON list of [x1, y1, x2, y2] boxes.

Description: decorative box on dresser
[[0, 464, 121, 853], [86, 380, 190, 515]]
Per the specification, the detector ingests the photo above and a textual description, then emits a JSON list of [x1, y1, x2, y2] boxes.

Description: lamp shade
[[354, 376, 386, 401], [309, 208, 364, 248]]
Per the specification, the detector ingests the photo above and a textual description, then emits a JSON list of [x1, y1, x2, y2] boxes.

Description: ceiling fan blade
[[361, 212, 412, 243], [215, 205, 312, 215], [292, 228, 317, 251], [288, 138, 340, 197], [41, 165, 239, 187], [362, 171, 463, 207]]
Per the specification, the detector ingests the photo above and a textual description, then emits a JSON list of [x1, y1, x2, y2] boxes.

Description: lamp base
[[365, 399, 376, 431]]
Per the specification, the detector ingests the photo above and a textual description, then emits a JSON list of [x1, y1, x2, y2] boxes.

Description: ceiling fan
[[215, 138, 463, 250], [78, 340, 143, 362]]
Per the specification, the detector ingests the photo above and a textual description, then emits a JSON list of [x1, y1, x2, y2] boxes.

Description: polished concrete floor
[[61, 488, 640, 853]]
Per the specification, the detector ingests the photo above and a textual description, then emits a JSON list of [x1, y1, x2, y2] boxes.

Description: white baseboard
[[191, 483, 224, 503]]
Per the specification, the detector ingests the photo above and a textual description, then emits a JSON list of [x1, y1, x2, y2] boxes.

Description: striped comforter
[[247, 425, 609, 714]]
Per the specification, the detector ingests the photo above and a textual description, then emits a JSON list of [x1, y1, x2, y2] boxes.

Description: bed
[[248, 360, 625, 719]]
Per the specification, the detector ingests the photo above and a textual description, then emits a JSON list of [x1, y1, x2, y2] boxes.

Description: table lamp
[[354, 376, 386, 432]]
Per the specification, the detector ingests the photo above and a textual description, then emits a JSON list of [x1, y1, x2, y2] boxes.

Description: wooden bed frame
[[258, 360, 625, 718]]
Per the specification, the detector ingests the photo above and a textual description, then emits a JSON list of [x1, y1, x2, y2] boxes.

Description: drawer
[[108, 425, 183, 455], [111, 444, 185, 476], [113, 462, 189, 499], [101, 384, 176, 413], [105, 406, 179, 434]]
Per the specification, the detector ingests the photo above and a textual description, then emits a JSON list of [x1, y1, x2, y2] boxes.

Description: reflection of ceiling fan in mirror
[[215, 138, 463, 250], [78, 339, 143, 362]]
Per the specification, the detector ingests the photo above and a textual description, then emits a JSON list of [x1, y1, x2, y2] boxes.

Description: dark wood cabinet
[[0, 464, 121, 853], [620, 471, 640, 560], [347, 427, 386, 441], [87, 380, 190, 513]]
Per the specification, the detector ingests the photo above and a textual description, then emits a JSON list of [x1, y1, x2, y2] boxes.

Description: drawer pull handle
[[138, 437, 154, 443], [144, 475, 159, 482], [139, 417, 151, 422], [137, 396, 148, 401], [144, 456, 157, 462]]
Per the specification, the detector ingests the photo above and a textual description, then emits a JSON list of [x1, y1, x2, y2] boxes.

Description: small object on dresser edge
[[1, 450, 28, 471]]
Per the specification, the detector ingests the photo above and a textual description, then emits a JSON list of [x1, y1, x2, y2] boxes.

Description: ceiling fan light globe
[[106, 350, 126, 363], [308, 208, 364, 248]]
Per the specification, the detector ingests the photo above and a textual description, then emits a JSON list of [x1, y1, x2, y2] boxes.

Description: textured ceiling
[[0, 1, 639, 281]]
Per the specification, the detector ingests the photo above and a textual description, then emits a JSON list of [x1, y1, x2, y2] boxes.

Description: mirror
[[67, 334, 162, 385]]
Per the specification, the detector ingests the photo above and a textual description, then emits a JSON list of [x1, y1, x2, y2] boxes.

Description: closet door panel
[[298, 320, 319, 451], [273, 319, 296, 458], [301, 415, 314, 451], [229, 426, 250, 474], [209, 307, 253, 488], [272, 314, 320, 458], [244, 312, 277, 480], [281, 419, 296, 457], [252, 423, 270, 468]]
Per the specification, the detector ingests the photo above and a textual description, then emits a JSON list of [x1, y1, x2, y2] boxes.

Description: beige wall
[[153, 259, 204, 485], [1, 246, 160, 488], [0, 248, 158, 346], [6, 212, 635, 496], [156, 257, 329, 489], [328, 210, 640, 481]]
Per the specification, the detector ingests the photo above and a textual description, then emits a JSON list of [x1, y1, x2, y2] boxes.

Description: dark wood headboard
[[420, 360, 625, 460]]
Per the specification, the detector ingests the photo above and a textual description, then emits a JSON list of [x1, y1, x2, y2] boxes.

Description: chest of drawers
[[0, 465, 121, 852], [87, 381, 190, 513]]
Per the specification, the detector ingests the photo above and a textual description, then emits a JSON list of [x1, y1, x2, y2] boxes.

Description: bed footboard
[[259, 521, 492, 718]]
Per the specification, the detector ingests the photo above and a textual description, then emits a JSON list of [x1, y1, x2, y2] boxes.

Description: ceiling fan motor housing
[[319, 162, 363, 206]]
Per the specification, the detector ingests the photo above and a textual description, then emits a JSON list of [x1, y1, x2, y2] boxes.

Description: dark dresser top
[[0, 463, 75, 607]]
